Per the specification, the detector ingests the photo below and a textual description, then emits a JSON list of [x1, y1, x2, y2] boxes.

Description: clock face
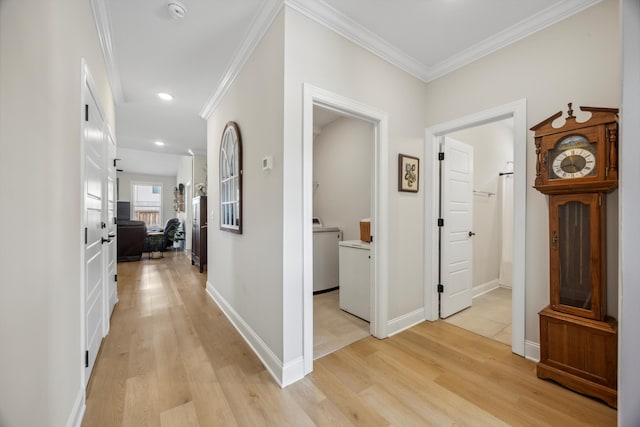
[[552, 148, 596, 179], [549, 134, 596, 180]]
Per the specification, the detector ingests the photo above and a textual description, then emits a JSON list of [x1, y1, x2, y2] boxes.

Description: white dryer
[[313, 225, 343, 293]]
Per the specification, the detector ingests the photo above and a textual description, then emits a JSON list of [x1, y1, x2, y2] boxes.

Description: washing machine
[[313, 219, 343, 293]]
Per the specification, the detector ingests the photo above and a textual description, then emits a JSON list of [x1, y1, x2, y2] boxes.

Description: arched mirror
[[219, 121, 242, 233]]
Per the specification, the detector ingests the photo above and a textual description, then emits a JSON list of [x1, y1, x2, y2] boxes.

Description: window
[[132, 183, 162, 226], [219, 121, 243, 233]]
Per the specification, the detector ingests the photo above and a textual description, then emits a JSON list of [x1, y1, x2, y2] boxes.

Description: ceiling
[[99, 0, 600, 173]]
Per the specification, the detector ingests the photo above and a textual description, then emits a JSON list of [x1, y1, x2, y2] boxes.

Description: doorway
[[302, 84, 390, 375], [425, 99, 527, 356], [311, 105, 373, 359], [439, 119, 515, 346]]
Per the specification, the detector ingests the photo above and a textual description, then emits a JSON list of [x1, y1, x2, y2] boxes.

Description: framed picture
[[398, 154, 419, 193]]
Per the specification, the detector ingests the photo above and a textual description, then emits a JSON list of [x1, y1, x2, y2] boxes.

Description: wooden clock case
[[530, 104, 618, 408]]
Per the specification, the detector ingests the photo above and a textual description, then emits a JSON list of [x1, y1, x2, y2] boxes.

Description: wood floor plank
[[159, 401, 200, 427], [82, 252, 616, 427]]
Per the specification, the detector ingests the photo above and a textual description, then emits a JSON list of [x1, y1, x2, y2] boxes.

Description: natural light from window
[[132, 183, 162, 226]]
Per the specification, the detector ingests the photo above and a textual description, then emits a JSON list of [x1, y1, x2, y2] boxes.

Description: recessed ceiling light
[[157, 92, 173, 101], [154, 141, 165, 146]]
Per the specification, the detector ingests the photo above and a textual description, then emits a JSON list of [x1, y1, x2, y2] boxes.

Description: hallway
[[82, 252, 616, 426]]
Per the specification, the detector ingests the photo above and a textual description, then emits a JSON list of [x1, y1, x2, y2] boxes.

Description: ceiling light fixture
[[154, 141, 165, 146], [157, 92, 173, 101], [168, 1, 187, 19], [188, 149, 194, 156]]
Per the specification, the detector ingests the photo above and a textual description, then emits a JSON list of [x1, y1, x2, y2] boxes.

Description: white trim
[[302, 84, 389, 375], [89, 0, 124, 104], [285, 0, 429, 82], [65, 388, 85, 427], [386, 308, 426, 337], [281, 357, 305, 387], [525, 340, 541, 362], [426, 0, 603, 81], [206, 281, 286, 387], [472, 279, 500, 299], [200, 0, 283, 119], [284, 0, 600, 84], [424, 99, 527, 357]]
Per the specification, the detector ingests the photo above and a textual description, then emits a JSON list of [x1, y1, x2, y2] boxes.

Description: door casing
[[424, 99, 527, 357], [302, 84, 389, 376]]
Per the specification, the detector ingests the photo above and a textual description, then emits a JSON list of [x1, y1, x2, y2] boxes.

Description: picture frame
[[398, 154, 419, 193]]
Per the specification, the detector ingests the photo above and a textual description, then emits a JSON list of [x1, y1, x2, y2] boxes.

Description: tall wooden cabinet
[[531, 104, 618, 407], [192, 196, 207, 273]]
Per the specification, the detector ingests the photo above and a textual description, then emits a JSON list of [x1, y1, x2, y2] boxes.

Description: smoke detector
[[168, 1, 187, 19]]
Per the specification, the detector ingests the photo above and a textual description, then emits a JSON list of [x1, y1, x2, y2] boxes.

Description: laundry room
[[312, 105, 374, 359]]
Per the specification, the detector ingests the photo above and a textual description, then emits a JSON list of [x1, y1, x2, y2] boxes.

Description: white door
[[105, 130, 118, 319], [83, 86, 105, 383], [440, 137, 474, 318]]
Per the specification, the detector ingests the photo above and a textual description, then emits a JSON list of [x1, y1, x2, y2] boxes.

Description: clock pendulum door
[[538, 192, 617, 407], [531, 104, 618, 408]]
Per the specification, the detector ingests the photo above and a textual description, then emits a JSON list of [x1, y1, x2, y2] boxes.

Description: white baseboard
[[281, 356, 305, 387], [66, 388, 85, 427], [472, 279, 500, 298], [386, 308, 425, 337], [525, 340, 540, 362], [206, 281, 297, 387]]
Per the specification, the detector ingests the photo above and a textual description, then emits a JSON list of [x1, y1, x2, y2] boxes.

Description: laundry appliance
[[313, 218, 343, 293]]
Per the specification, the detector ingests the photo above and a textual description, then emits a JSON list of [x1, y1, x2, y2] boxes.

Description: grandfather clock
[[531, 103, 618, 408]]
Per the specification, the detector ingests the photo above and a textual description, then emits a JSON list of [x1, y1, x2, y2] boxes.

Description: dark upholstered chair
[[117, 220, 146, 262], [163, 218, 181, 250]]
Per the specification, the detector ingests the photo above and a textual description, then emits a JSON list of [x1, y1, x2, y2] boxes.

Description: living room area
[[115, 147, 207, 265]]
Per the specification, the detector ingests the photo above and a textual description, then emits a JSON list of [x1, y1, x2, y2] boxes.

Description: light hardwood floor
[[82, 252, 616, 426]]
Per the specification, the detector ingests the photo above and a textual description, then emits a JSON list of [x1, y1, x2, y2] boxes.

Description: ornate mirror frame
[[219, 121, 243, 233]]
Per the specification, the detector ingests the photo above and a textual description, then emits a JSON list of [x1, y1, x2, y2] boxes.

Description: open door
[[440, 137, 474, 318]]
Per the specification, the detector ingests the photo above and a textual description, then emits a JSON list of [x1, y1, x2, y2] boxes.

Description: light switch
[[262, 156, 273, 172]]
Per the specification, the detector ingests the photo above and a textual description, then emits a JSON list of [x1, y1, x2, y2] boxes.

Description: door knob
[[468, 231, 476, 237], [101, 237, 113, 244]]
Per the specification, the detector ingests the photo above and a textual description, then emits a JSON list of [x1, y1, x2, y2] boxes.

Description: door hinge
[[84, 104, 89, 122], [437, 218, 444, 227], [113, 158, 120, 168], [84, 227, 88, 244], [438, 152, 445, 161], [437, 284, 444, 293], [370, 235, 374, 243], [113, 216, 117, 225], [114, 274, 118, 282], [85, 350, 89, 368]]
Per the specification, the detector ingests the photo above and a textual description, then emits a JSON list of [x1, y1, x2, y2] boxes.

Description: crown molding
[[285, 0, 602, 84], [425, 0, 603, 82], [199, 0, 284, 119], [198, 0, 602, 118], [285, 0, 429, 82], [90, 0, 125, 104]]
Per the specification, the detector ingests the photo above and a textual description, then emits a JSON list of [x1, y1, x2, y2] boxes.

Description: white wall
[[207, 11, 285, 360], [117, 172, 177, 227], [424, 0, 620, 345], [193, 154, 207, 195], [0, 0, 114, 425], [449, 120, 514, 289], [313, 116, 373, 240], [177, 156, 193, 250], [619, 0, 640, 424], [283, 6, 428, 367]]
